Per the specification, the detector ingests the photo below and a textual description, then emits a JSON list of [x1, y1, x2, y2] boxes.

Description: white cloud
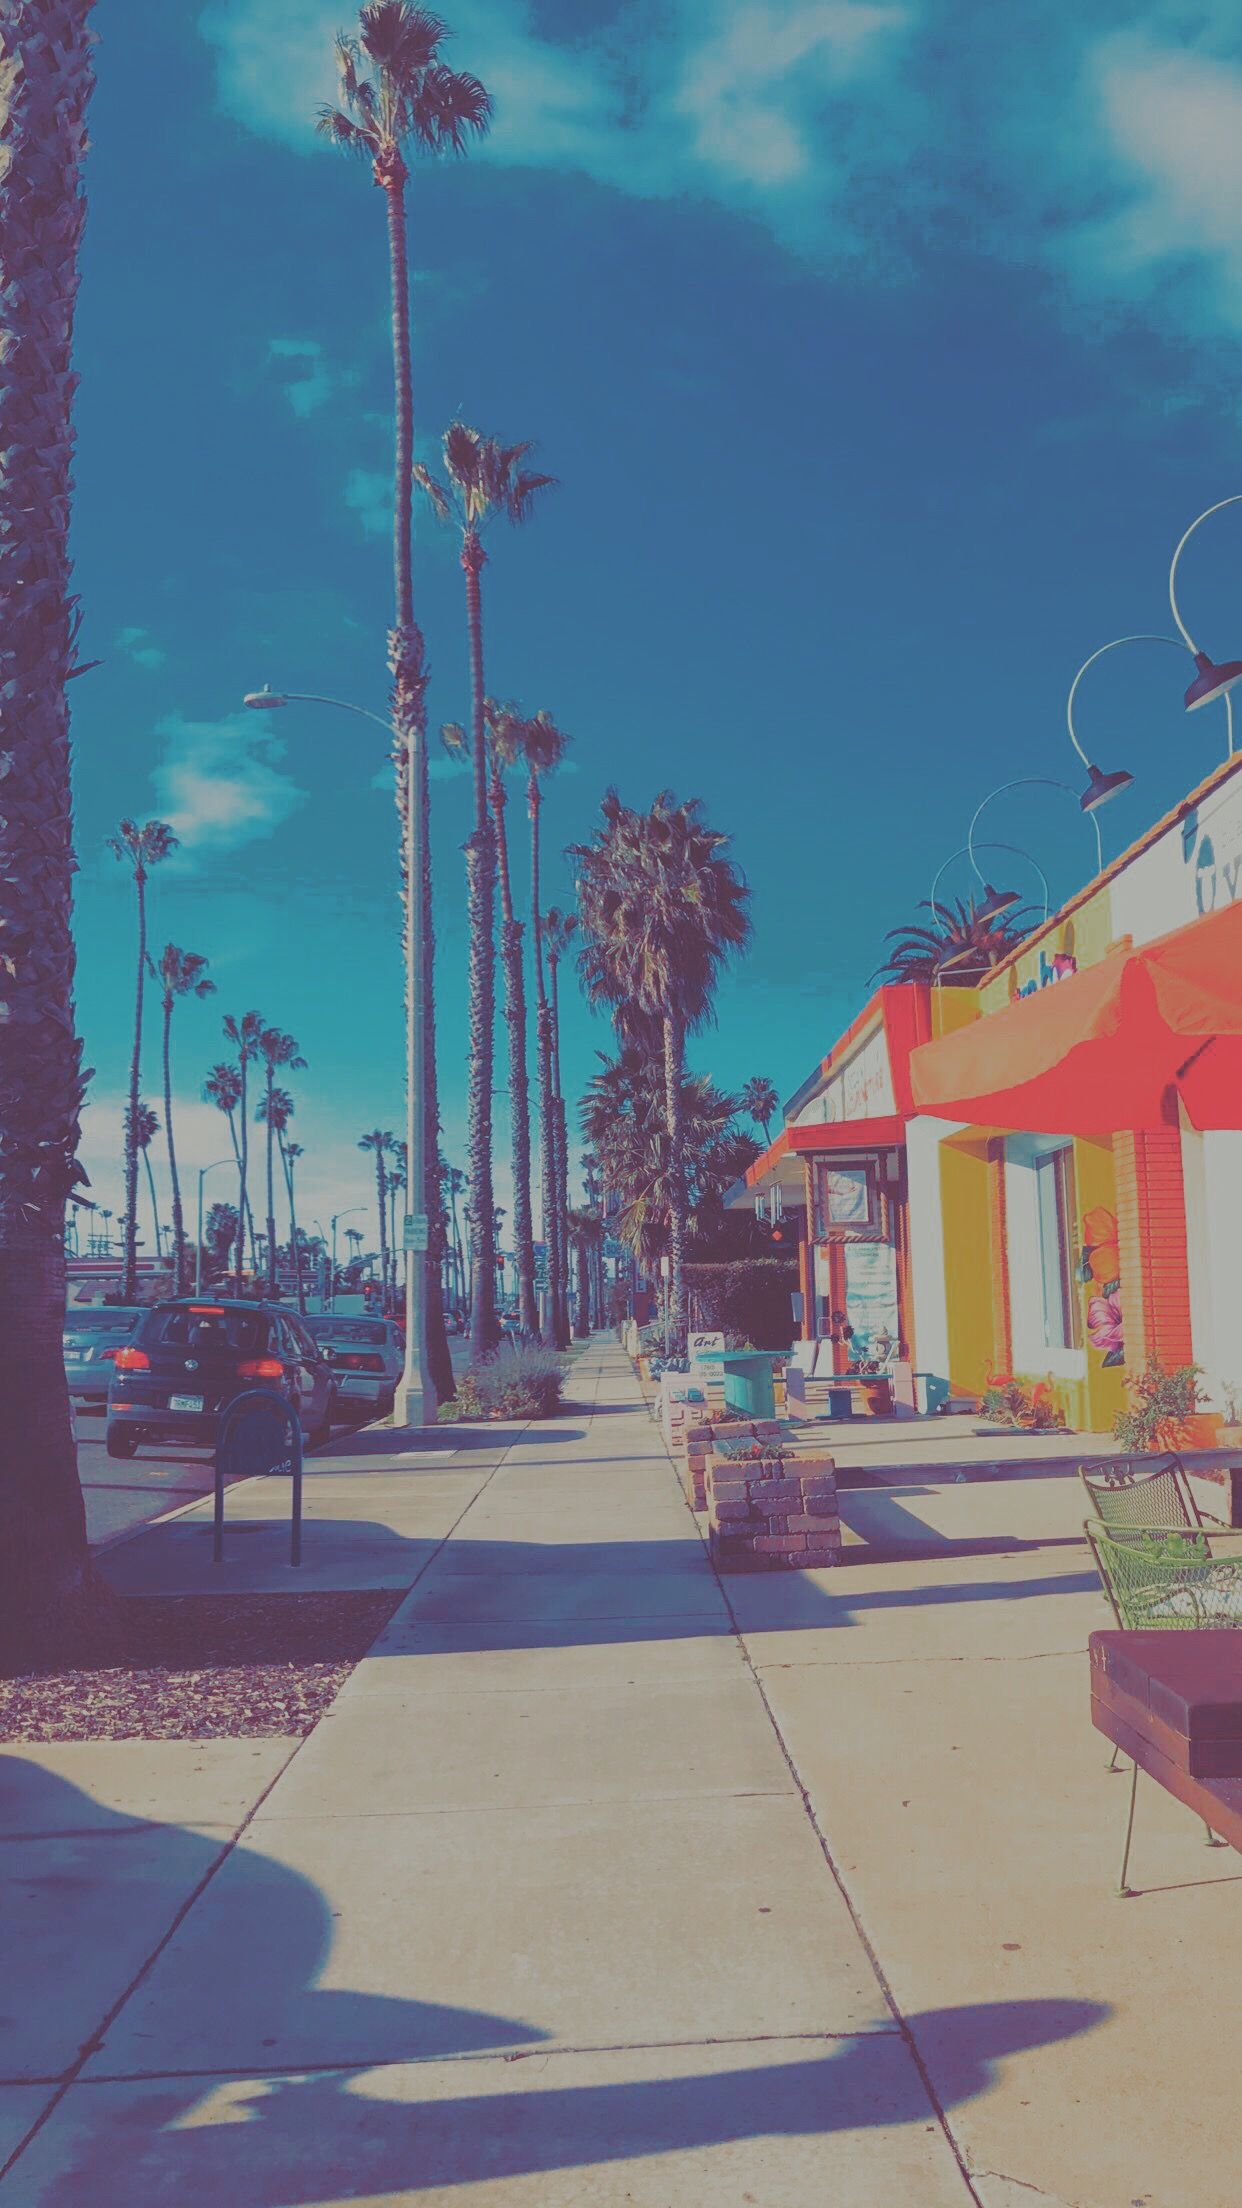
[[151, 712, 307, 860], [267, 334, 359, 417], [115, 624, 166, 671], [344, 466, 390, 538]]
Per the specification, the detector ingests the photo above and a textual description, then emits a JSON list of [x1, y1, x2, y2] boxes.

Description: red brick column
[[1112, 1129, 1194, 1370]]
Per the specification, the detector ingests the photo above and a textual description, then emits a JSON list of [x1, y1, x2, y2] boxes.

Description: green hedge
[[684, 1259, 798, 1351]]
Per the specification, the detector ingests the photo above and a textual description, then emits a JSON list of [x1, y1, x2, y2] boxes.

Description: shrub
[[441, 1344, 567, 1423], [981, 1375, 1066, 1431], [1114, 1357, 1207, 1453]]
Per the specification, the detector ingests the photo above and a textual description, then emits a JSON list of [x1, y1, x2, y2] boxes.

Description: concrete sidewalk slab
[[85, 1794, 892, 2077], [13, 2036, 974, 2206], [0, 1740, 292, 1832], [340, 1617, 745, 1697], [261, 1674, 796, 1816], [433, 1534, 706, 1577], [403, 1563, 723, 1624]]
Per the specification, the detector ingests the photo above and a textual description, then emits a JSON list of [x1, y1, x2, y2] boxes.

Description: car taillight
[[338, 1353, 385, 1372], [237, 1357, 284, 1379], [113, 1347, 150, 1372]]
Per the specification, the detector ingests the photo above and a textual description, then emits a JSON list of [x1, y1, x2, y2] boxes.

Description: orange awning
[[909, 900, 1242, 1134]]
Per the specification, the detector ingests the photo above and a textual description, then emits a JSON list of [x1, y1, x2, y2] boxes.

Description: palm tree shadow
[[6, 1759, 1108, 2204]]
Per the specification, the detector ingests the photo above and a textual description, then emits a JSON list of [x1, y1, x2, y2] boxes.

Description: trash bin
[[720, 1350, 776, 1421]]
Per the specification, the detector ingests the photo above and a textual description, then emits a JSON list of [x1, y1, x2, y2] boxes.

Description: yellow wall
[[939, 1135, 996, 1397], [1004, 1134, 1128, 1435], [978, 882, 1116, 1015]]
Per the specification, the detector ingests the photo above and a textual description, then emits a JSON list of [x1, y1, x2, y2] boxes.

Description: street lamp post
[[1168, 498, 1242, 722], [966, 777, 1105, 919], [196, 1158, 235, 1296], [245, 687, 432, 1424], [330, 1205, 365, 1313], [929, 839, 1051, 943]]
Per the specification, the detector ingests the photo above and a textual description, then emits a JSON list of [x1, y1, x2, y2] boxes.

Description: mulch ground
[[0, 1591, 402, 1744]]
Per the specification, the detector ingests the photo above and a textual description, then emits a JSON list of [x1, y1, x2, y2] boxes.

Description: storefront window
[[1035, 1147, 1081, 1351], [814, 1160, 881, 1238]]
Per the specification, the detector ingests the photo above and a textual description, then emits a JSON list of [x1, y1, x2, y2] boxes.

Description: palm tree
[[565, 1206, 603, 1338], [388, 1138, 407, 1309], [442, 1161, 467, 1315], [158, 946, 214, 1292], [0, 1, 105, 1665], [572, 792, 751, 1352], [873, 896, 1034, 985], [359, 1130, 394, 1314], [320, 5, 488, 1383], [516, 709, 572, 1346], [414, 426, 555, 1359], [581, 1051, 756, 1275], [465, 699, 538, 1335], [202, 1061, 255, 1265], [740, 1076, 779, 1144], [131, 1101, 162, 1265], [107, 820, 177, 1299], [256, 1027, 306, 1293], [222, 1011, 265, 1290], [281, 1135, 307, 1314], [542, 905, 577, 1350]]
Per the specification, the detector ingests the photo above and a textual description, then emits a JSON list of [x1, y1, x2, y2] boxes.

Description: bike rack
[[213, 1390, 304, 1566]]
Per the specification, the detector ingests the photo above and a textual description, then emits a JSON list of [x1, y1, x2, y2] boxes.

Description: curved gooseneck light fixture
[[929, 840, 1050, 934], [966, 777, 1103, 923], [1169, 497, 1242, 724]]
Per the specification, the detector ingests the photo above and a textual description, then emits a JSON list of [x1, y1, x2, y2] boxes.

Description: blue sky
[[71, 0, 1242, 1251]]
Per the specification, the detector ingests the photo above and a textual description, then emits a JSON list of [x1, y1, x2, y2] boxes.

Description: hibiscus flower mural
[[1080, 1205, 1124, 1366]]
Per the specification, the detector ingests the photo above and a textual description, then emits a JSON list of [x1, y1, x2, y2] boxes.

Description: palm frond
[[316, 106, 373, 154], [411, 460, 453, 521]]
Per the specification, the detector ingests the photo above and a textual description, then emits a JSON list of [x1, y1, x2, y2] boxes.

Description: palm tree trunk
[[121, 868, 147, 1300], [0, 0, 115, 1668], [663, 1010, 688, 1354], [462, 533, 498, 1359], [162, 993, 186, 1294], [490, 766, 538, 1337], [142, 1146, 161, 1265], [264, 1069, 278, 1294], [281, 1137, 306, 1316], [574, 1232, 590, 1338], [374, 1148, 389, 1318], [234, 1053, 249, 1292], [549, 958, 571, 1347], [529, 776, 560, 1344], [418, 721, 455, 1401]]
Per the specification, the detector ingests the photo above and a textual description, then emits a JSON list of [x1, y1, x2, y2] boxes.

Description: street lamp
[[966, 777, 1104, 921], [245, 684, 432, 1424], [195, 1158, 235, 1296], [330, 1205, 365, 1313], [930, 840, 1050, 936], [1169, 498, 1242, 720]]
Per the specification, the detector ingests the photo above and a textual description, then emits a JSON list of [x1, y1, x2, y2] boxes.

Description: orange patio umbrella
[[909, 898, 1242, 1134]]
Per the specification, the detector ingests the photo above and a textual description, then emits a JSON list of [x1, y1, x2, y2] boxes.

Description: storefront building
[[908, 752, 1242, 1429]]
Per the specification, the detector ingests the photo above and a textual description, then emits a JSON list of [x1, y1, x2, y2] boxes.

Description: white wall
[[1003, 1136, 1086, 1383], [1182, 1124, 1242, 1413], [906, 1116, 961, 1384]]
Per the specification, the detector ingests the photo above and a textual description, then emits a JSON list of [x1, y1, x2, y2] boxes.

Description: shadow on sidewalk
[[1, 1761, 1108, 2200]]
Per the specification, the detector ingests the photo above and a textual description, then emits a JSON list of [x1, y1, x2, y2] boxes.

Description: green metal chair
[[1084, 1518, 1242, 1630], [1080, 1453, 1202, 1535]]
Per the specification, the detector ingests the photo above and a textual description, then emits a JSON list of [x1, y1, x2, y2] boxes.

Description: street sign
[[403, 1214, 430, 1253], [533, 1240, 548, 1288]]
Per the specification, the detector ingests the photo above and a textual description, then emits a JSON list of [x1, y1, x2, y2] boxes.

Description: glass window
[[307, 1318, 387, 1345], [1034, 1149, 1081, 1351], [814, 1161, 880, 1237], [63, 1307, 139, 1334], [148, 1305, 270, 1353]]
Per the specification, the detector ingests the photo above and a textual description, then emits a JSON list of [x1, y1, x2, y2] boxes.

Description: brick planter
[[681, 1417, 785, 1513], [707, 1450, 840, 1571]]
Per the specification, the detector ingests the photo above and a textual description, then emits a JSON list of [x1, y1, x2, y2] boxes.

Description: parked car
[[63, 1305, 142, 1409], [106, 1297, 336, 1460], [306, 1313, 403, 1421]]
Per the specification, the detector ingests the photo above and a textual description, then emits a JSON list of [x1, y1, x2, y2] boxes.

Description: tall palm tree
[[158, 946, 214, 1292], [256, 1081, 294, 1292], [222, 1011, 265, 1291], [388, 1138, 407, 1308], [443, 1161, 467, 1315], [256, 1027, 306, 1293], [518, 709, 572, 1345], [572, 793, 751, 1352], [542, 905, 577, 1350], [463, 699, 538, 1335], [359, 1130, 394, 1314], [0, 0, 104, 1665], [414, 425, 555, 1359], [873, 896, 1033, 985], [320, 4, 488, 1386], [280, 1132, 307, 1315], [740, 1075, 779, 1144], [107, 819, 177, 1299], [131, 1101, 162, 1264], [202, 1059, 255, 1264]]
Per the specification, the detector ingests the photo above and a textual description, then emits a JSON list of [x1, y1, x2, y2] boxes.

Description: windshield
[[147, 1306, 271, 1353], [307, 1318, 387, 1345], [64, 1308, 139, 1334]]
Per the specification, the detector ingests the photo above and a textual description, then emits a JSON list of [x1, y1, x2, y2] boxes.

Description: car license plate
[[169, 1394, 205, 1414]]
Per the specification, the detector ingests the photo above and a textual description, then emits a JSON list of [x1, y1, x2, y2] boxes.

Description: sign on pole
[[403, 1214, 430, 1254], [688, 1328, 725, 1387]]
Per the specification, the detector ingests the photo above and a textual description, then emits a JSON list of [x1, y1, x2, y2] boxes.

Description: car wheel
[[105, 1425, 139, 1460]]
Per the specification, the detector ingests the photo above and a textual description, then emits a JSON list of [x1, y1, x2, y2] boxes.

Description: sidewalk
[[3, 1340, 1239, 2205]]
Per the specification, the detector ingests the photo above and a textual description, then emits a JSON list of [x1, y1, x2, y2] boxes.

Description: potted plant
[[1114, 1357, 1219, 1452]]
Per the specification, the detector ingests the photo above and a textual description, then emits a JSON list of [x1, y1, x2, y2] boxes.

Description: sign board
[[688, 1328, 725, 1387], [403, 1214, 430, 1253], [533, 1241, 548, 1288]]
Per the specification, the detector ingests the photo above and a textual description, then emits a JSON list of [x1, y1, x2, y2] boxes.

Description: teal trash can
[[720, 1350, 776, 1422]]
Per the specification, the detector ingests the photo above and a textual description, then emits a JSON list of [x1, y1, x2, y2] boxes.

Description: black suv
[[106, 1298, 337, 1459]]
